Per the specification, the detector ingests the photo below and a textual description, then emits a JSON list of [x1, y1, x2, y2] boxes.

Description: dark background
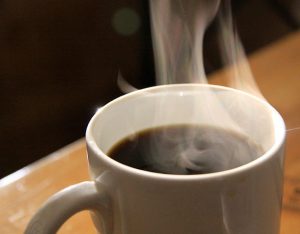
[[0, 0, 299, 177]]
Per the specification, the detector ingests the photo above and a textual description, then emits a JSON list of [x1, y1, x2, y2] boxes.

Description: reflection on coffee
[[108, 124, 264, 175]]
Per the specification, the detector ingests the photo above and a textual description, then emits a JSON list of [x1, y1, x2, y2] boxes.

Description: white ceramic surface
[[25, 84, 285, 234]]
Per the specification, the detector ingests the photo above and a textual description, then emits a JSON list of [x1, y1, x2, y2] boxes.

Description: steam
[[144, 125, 263, 175], [150, 0, 263, 97], [218, 0, 264, 99], [150, 0, 220, 84], [117, 71, 138, 93], [147, 0, 265, 174]]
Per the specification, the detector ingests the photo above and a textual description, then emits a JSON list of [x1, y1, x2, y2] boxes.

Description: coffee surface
[[107, 124, 264, 175]]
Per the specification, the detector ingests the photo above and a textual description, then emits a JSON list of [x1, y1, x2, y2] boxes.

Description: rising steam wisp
[[147, 0, 266, 174]]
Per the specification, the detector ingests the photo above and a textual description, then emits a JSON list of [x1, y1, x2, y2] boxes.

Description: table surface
[[1, 31, 300, 234]]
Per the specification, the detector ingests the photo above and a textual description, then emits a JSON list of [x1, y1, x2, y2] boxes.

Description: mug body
[[86, 84, 285, 234]]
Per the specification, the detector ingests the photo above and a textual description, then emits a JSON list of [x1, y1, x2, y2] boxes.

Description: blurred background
[[0, 0, 299, 177]]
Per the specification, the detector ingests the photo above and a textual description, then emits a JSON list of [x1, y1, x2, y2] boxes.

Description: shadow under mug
[[25, 84, 286, 234]]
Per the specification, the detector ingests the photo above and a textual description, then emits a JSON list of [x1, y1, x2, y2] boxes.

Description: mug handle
[[25, 181, 112, 234]]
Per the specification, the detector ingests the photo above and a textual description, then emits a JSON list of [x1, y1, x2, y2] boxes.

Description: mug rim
[[86, 84, 286, 181]]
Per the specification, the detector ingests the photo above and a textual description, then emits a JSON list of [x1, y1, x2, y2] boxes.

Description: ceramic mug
[[25, 84, 285, 234]]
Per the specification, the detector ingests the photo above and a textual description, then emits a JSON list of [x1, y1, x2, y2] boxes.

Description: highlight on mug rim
[[86, 84, 286, 180]]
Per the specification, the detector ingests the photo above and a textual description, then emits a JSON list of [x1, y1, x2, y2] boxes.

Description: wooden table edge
[[0, 139, 86, 188]]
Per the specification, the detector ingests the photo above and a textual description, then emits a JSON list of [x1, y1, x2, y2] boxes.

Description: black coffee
[[107, 124, 264, 175]]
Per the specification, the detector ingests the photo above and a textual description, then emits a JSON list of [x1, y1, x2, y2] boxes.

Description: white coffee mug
[[25, 84, 285, 234]]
